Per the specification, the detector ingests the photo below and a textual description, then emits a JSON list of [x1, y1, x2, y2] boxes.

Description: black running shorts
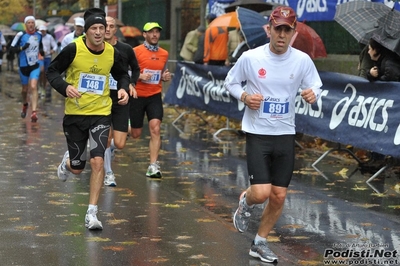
[[110, 90, 130, 132], [245, 133, 295, 187], [63, 115, 111, 170], [129, 93, 163, 129]]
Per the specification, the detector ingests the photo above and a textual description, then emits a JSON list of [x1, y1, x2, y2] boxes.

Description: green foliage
[[0, 0, 28, 24]]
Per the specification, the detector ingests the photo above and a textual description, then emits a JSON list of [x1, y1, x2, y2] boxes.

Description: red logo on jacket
[[258, 68, 266, 78]]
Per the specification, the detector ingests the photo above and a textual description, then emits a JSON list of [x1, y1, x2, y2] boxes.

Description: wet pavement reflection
[[0, 71, 399, 265]]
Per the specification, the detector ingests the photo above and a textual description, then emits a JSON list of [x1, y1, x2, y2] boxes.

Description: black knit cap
[[83, 8, 107, 32]]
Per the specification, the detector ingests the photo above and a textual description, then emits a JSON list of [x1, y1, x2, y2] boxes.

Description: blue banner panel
[[164, 62, 244, 120], [166, 62, 400, 158], [209, 0, 400, 22], [295, 71, 400, 157]]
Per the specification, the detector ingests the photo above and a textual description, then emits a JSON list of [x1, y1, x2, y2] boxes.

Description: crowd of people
[[180, 12, 249, 66], [3, 9, 171, 231]]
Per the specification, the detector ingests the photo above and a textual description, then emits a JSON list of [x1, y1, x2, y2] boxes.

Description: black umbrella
[[371, 10, 400, 56], [225, 0, 279, 13], [237, 7, 269, 49], [334, 1, 399, 45]]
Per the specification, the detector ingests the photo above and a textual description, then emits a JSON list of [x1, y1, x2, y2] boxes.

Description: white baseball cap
[[74, 17, 85, 27]]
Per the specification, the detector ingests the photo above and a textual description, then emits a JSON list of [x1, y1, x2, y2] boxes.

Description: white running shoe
[[104, 171, 117, 187], [85, 208, 103, 230], [146, 161, 162, 178], [57, 151, 70, 182]]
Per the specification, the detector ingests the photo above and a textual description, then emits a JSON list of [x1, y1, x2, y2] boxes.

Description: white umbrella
[[35, 19, 47, 29]]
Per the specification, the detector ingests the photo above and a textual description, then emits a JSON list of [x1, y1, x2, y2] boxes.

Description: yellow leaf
[[116, 241, 138, 245], [107, 219, 129, 225], [164, 204, 181, 208], [86, 237, 111, 242], [36, 233, 52, 237], [148, 258, 169, 262], [176, 235, 192, 240], [15, 226, 37, 231], [388, 205, 400, 209], [176, 243, 192, 248], [352, 203, 380, 208], [120, 193, 135, 197], [103, 246, 125, 251], [178, 182, 194, 185], [41, 145, 53, 149], [281, 224, 304, 229], [310, 200, 324, 204], [351, 185, 368, 191], [195, 219, 215, 223], [287, 236, 310, 240], [371, 191, 388, 197], [394, 183, 400, 193], [345, 234, 359, 238], [360, 223, 374, 226], [266, 236, 280, 242], [48, 200, 73, 205], [62, 231, 82, 236], [175, 200, 190, 204], [334, 168, 349, 178], [287, 189, 304, 194], [180, 161, 193, 165], [188, 254, 208, 259]]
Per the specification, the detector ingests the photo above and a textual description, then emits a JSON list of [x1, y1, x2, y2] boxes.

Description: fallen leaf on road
[[86, 237, 111, 242], [334, 168, 349, 178], [196, 218, 215, 223], [351, 185, 368, 191], [103, 246, 125, 251], [62, 231, 82, 236]]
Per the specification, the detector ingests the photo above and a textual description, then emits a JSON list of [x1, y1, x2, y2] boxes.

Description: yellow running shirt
[[64, 37, 114, 115]]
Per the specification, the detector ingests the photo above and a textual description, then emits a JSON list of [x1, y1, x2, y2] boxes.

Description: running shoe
[[146, 161, 162, 178], [57, 151, 70, 182], [21, 103, 28, 118], [233, 191, 253, 233], [249, 240, 278, 263], [85, 208, 103, 230], [104, 171, 117, 187], [31, 111, 38, 122]]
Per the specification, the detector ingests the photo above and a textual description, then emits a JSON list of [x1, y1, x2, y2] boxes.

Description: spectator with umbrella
[[366, 38, 400, 82], [54, 24, 71, 44], [226, 29, 248, 65]]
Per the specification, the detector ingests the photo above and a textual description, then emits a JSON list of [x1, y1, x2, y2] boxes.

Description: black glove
[[21, 43, 30, 50]]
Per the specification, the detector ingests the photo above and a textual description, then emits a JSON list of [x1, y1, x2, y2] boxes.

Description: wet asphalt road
[[0, 70, 399, 266]]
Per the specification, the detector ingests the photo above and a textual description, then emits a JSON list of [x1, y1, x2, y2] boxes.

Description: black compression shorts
[[63, 115, 111, 170], [246, 133, 295, 187]]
